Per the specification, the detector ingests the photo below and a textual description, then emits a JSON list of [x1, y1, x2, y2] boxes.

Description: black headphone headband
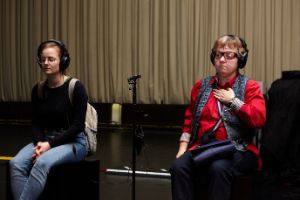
[[37, 39, 70, 71], [210, 35, 248, 69]]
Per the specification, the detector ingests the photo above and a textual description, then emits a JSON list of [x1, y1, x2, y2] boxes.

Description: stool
[[0, 159, 13, 200], [231, 174, 255, 200], [40, 160, 100, 200]]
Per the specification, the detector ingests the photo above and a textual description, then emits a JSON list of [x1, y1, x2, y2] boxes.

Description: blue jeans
[[9, 132, 88, 200]]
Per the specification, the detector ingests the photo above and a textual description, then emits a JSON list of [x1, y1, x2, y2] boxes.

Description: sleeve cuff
[[180, 132, 191, 142], [230, 97, 245, 111]]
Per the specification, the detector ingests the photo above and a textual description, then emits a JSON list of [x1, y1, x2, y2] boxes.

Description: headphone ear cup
[[59, 55, 70, 71], [238, 51, 248, 69], [237, 36, 248, 69], [210, 50, 216, 65], [37, 39, 70, 71], [37, 56, 42, 68]]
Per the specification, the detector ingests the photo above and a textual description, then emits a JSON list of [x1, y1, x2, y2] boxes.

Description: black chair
[[0, 159, 13, 200], [39, 160, 100, 200]]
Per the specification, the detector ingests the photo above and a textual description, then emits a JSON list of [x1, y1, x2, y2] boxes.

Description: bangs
[[213, 35, 244, 52]]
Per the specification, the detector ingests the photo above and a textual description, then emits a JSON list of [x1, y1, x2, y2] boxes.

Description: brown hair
[[212, 35, 248, 55], [37, 39, 70, 73]]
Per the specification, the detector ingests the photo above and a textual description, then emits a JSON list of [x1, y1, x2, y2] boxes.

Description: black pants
[[170, 150, 257, 200]]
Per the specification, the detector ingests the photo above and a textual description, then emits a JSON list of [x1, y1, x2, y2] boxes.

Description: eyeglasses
[[214, 51, 238, 60], [37, 57, 58, 65]]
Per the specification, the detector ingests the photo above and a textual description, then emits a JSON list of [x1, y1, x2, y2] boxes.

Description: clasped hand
[[32, 142, 51, 163], [213, 88, 235, 104]]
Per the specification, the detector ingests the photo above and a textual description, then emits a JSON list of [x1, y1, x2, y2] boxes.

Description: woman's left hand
[[213, 88, 235, 104]]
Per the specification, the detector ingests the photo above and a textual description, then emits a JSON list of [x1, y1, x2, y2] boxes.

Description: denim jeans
[[9, 132, 88, 200]]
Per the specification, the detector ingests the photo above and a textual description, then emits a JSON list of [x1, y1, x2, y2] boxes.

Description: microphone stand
[[127, 74, 141, 200]]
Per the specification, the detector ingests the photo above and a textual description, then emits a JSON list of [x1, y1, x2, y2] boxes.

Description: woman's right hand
[[176, 142, 188, 158], [32, 142, 42, 159], [32, 141, 51, 163]]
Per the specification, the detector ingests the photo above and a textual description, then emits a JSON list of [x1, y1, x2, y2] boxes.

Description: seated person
[[9, 39, 89, 200], [170, 34, 266, 200]]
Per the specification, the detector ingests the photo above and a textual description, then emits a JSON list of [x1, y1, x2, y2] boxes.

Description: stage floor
[[1, 124, 299, 200], [0, 124, 177, 200]]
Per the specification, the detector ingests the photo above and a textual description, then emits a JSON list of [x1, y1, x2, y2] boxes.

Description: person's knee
[[209, 160, 230, 177], [9, 157, 16, 166], [171, 156, 192, 176], [170, 153, 194, 176], [170, 159, 181, 174], [10, 157, 21, 170]]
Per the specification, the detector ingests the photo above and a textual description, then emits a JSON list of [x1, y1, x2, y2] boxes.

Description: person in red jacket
[[170, 35, 266, 200]]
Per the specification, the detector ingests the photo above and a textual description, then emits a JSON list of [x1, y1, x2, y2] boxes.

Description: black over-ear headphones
[[37, 39, 70, 71], [210, 35, 249, 69]]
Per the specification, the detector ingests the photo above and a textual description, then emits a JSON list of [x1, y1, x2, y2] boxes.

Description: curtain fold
[[0, 0, 299, 104]]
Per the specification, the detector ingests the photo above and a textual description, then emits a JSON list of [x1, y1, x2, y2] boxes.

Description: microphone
[[128, 74, 141, 82]]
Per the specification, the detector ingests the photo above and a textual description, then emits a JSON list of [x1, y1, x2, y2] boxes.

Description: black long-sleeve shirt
[[31, 78, 88, 147]]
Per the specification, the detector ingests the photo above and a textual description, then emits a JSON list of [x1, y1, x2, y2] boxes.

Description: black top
[[31, 78, 88, 147], [262, 71, 300, 170]]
